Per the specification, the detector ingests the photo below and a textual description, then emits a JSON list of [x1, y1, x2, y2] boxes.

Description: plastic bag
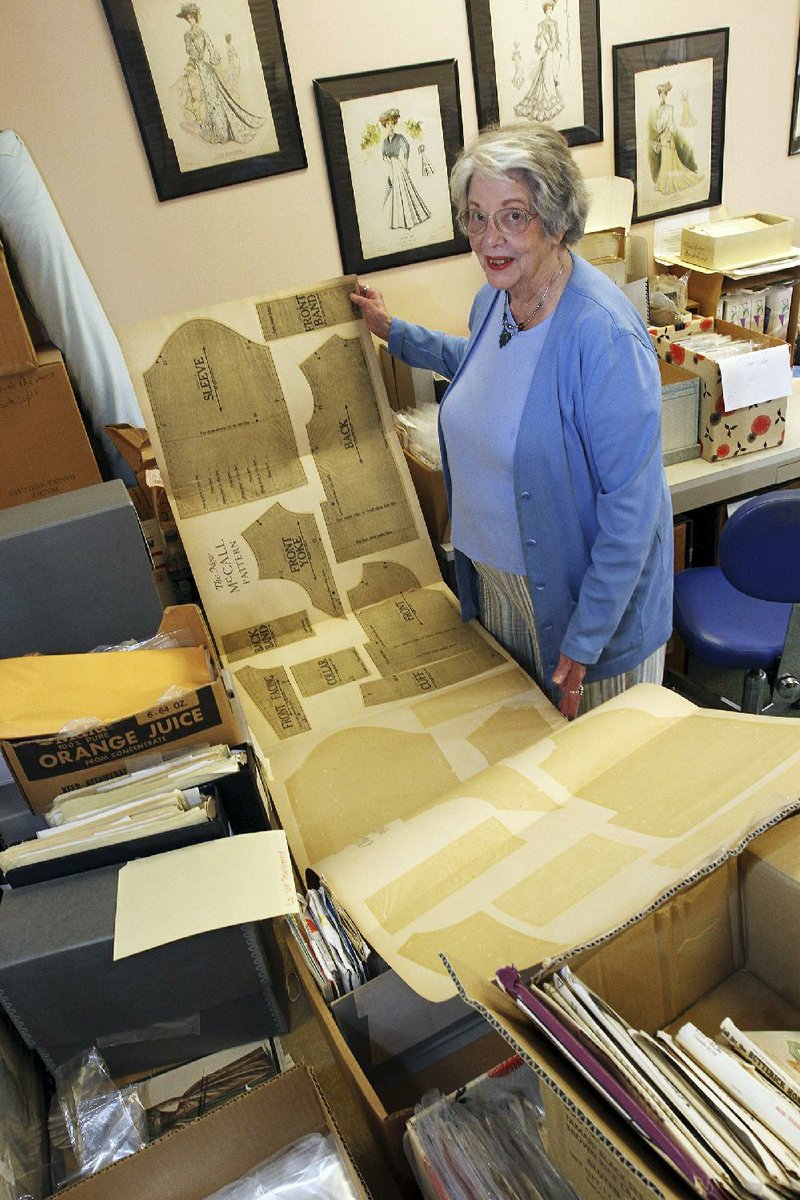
[[48, 1049, 147, 1190], [392, 403, 442, 468], [411, 1086, 579, 1200], [88, 630, 186, 654], [202, 1133, 360, 1199]]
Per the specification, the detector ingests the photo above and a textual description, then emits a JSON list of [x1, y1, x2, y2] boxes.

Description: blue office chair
[[671, 490, 800, 714]]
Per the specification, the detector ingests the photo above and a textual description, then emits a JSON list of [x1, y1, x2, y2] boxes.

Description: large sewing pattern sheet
[[120, 278, 800, 1004]]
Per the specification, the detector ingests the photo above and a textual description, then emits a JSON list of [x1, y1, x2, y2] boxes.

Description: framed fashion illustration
[[613, 28, 729, 223], [464, 0, 602, 146], [789, 24, 800, 155], [101, 0, 306, 201], [314, 60, 470, 275]]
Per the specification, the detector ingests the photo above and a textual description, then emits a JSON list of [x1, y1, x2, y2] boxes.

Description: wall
[[1, 0, 799, 340]]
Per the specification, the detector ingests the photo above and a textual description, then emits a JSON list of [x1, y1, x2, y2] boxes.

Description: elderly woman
[[351, 123, 673, 720]]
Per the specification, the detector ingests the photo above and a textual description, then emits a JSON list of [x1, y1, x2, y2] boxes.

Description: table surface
[[667, 383, 800, 515]]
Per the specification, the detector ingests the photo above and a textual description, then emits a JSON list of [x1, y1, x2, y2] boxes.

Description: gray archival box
[[0, 479, 163, 657]]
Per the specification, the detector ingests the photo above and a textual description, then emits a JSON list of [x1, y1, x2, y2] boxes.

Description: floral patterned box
[[649, 317, 791, 462]]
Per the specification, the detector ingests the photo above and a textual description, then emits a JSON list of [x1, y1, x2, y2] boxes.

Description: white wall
[[1, 0, 799, 339]]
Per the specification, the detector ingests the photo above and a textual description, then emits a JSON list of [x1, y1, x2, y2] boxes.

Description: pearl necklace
[[499, 254, 567, 348]]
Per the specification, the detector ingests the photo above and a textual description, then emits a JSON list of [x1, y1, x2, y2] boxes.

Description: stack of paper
[[284, 884, 372, 1003], [45, 744, 244, 826], [0, 791, 217, 875], [498, 966, 800, 1200], [0, 745, 244, 877]]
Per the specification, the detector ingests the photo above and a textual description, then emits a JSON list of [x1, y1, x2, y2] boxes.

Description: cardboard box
[[450, 813, 800, 1200], [402, 448, 449, 546], [0, 753, 46, 848], [59, 1066, 371, 1200], [2, 604, 247, 813], [0, 245, 36, 377], [658, 358, 700, 466], [0, 478, 164, 659], [378, 346, 438, 413], [0, 346, 101, 510], [0, 861, 289, 1077], [680, 212, 794, 271], [578, 176, 634, 287], [650, 318, 791, 462], [575, 226, 627, 286], [105, 424, 173, 525], [284, 934, 508, 1178]]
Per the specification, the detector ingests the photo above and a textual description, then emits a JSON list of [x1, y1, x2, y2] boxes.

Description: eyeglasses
[[457, 207, 538, 238]]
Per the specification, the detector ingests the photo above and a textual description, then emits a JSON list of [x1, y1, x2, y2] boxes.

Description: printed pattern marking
[[221, 612, 313, 663], [235, 665, 310, 740], [348, 561, 422, 611], [290, 649, 370, 698], [241, 505, 344, 618], [144, 319, 305, 517], [301, 335, 419, 562], [256, 279, 358, 341]]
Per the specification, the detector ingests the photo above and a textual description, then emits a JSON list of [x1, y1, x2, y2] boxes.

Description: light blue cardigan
[[388, 254, 674, 685]]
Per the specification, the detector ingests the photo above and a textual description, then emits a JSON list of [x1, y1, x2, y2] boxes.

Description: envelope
[[0, 647, 212, 738]]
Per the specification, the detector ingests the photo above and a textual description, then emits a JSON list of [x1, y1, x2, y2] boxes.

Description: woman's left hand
[[552, 654, 587, 721]]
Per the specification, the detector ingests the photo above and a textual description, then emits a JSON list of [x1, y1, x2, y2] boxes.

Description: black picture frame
[[790, 24, 800, 156], [613, 28, 729, 223], [101, 0, 306, 201], [464, 0, 602, 146], [314, 60, 470, 276]]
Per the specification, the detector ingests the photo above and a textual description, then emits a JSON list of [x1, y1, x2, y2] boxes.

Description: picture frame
[[101, 0, 306, 201], [613, 28, 729, 223], [314, 60, 470, 275], [464, 0, 602, 146], [789, 23, 800, 156]]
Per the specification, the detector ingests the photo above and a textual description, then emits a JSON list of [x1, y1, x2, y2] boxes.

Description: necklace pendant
[[499, 328, 512, 348]]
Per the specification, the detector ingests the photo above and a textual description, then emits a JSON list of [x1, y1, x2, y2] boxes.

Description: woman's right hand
[[349, 284, 392, 342]]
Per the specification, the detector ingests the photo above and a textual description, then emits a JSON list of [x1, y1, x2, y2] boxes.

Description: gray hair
[[450, 123, 589, 245]]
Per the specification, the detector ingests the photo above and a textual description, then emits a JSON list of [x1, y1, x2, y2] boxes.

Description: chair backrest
[[719, 489, 800, 603]]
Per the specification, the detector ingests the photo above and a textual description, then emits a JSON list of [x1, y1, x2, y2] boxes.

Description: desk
[[667, 384, 800, 515]]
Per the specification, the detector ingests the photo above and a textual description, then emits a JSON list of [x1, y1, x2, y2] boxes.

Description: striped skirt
[[474, 561, 666, 716]]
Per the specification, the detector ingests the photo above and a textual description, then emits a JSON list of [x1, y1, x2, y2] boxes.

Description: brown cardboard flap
[[573, 861, 743, 1033], [0, 246, 37, 377], [59, 1066, 370, 1200], [104, 424, 155, 475], [402, 449, 449, 546]]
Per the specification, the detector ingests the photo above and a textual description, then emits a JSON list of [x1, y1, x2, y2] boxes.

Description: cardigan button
[[526, 538, 537, 547], [535, 583, 545, 591], [520, 490, 531, 500], [543, 623, 553, 632]]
